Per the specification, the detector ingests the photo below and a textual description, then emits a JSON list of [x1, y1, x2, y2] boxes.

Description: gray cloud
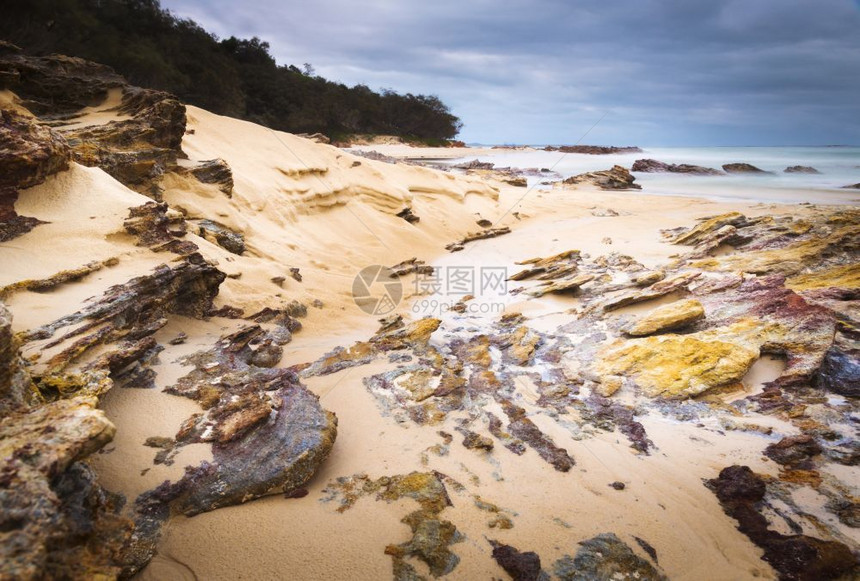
[[161, 0, 860, 145]]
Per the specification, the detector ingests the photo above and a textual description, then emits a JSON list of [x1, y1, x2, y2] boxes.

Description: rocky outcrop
[[137, 324, 335, 515], [0, 303, 34, 414], [842, 183, 860, 189], [596, 332, 758, 399], [784, 166, 821, 174], [63, 89, 186, 195], [186, 158, 234, 196], [553, 533, 665, 580], [323, 472, 464, 579], [707, 466, 857, 581], [1, 50, 187, 197], [193, 219, 246, 255], [545, 145, 642, 155], [763, 434, 822, 467], [632, 158, 722, 175], [0, 46, 125, 116], [722, 163, 772, 174], [491, 541, 547, 581], [561, 165, 640, 190], [623, 299, 705, 336], [446, 226, 511, 251], [0, 108, 71, 241]]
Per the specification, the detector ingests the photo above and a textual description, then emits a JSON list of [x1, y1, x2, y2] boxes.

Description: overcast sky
[[161, 0, 860, 145]]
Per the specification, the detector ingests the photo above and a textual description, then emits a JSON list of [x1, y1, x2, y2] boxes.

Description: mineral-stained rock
[[706, 465, 857, 581], [323, 472, 463, 579], [63, 88, 186, 194], [602, 271, 701, 311], [0, 397, 136, 581], [553, 533, 666, 581], [0, 302, 34, 413], [490, 541, 548, 581], [784, 166, 821, 174], [124, 201, 198, 254], [0, 108, 71, 241], [623, 299, 705, 336], [22, 253, 224, 391], [194, 219, 245, 255], [764, 434, 823, 466], [144, 374, 336, 515], [722, 163, 772, 174], [188, 158, 234, 195], [561, 165, 641, 191], [460, 429, 495, 451], [501, 399, 574, 471], [668, 212, 749, 246], [632, 159, 722, 175], [0, 108, 70, 192], [0, 50, 124, 115], [815, 341, 860, 397], [143, 324, 336, 515], [596, 332, 758, 399]]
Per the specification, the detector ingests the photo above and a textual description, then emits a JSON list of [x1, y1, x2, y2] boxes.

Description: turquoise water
[[447, 146, 860, 204]]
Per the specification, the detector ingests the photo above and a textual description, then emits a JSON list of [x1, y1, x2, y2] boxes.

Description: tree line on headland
[[0, 0, 463, 142]]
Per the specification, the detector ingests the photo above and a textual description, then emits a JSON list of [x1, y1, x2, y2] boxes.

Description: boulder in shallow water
[[722, 162, 772, 174], [561, 165, 641, 190], [784, 165, 821, 174]]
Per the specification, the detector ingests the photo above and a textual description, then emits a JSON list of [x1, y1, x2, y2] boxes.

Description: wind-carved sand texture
[[1, 50, 858, 581]]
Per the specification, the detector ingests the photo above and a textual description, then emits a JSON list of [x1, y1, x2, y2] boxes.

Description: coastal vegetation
[[0, 0, 463, 141]]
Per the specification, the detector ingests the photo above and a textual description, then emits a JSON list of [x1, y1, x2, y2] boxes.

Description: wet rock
[[454, 159, 495, 170], [815, 342, 860, 397], [553, 533, 666, 580], [722, 163, 772, 174], [764, 435, 822, 467], [784, 166, 821, 174], [188, 158, 233, 195], [632, 159, 722, 175], [490, 541, 548, 581], [623, 299, 705, 336], [561, 165, 641, 191], [194, 219, 245, 255], [545, 145, 642, 155], [706, 465, 857, 581], [842, 183, 860, 189]]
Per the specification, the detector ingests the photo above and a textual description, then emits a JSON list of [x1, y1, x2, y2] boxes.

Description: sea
[[440, 146, 860, 205]]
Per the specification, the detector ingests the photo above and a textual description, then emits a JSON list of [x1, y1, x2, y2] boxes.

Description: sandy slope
[[3, 95, 855, 580]]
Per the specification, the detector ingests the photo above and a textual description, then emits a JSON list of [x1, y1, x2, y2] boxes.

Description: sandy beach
[[2, 56, 858, 581]]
